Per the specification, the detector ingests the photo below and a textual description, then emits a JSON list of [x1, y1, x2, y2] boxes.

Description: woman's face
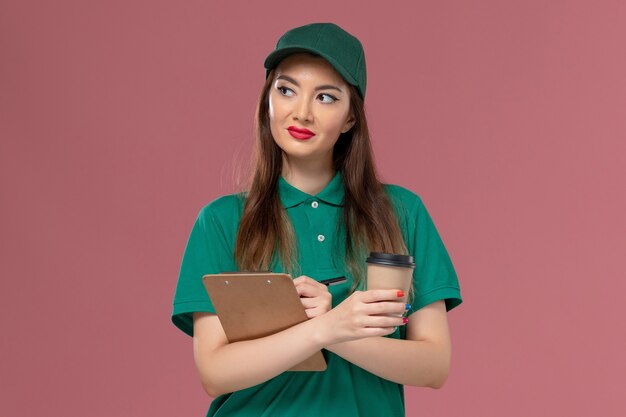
[[268, 53, 355, 167]]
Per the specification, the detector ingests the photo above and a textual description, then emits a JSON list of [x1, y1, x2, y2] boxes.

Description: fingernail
[[397, 290, 404, 297], [402, 317, 409, 324], [405, 303, 411, 310]]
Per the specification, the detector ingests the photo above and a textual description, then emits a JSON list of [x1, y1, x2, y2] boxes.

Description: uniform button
[[311, 201, 319, 208], [317, 234, 325, 242]]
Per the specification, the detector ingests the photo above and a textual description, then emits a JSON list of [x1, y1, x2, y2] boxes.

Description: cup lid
[[366, 252, 415, 268]]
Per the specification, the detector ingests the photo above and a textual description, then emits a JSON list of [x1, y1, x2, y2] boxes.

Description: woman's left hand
[[293, 276, 332, 319]]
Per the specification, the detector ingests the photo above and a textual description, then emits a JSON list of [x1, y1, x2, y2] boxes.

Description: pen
[[319, 276, 347, 286]]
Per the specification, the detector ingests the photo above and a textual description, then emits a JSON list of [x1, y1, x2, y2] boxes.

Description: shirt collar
[[278, 170, 345, 208]]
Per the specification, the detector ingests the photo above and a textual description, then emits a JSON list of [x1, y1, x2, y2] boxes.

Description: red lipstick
[[287, 126, 315, 140]]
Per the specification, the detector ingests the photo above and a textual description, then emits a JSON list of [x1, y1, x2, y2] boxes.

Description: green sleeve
[[407, 194, 462, 312], [171, 202, 238, 337]]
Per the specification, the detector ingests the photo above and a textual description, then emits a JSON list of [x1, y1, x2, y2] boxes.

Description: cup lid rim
[[366, 252, 415, 267]]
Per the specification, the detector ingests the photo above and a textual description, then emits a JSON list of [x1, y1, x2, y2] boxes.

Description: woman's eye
[[318, 93, 337, 104], [277, 86, 294, 96], [276, 86, 337, 103]]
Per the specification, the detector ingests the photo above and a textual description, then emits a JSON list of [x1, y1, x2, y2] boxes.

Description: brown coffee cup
[[366, 252, 415, 308]]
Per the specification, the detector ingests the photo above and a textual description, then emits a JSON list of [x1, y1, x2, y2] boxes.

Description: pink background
[[1, 1, 625, 416]]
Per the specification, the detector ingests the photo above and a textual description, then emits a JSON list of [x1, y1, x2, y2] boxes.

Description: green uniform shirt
[[172, 170, 462, 417]]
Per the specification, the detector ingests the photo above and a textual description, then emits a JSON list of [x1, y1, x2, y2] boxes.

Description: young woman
[[172, 22, 462, 416]]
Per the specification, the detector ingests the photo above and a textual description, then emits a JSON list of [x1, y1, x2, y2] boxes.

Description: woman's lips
[[287, 126, 315, 140]]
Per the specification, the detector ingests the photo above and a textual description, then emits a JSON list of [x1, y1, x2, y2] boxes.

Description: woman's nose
[[293, 97, 313, 122]]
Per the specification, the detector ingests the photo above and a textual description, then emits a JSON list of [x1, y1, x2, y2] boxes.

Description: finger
[[363, 315, 407, 328], [359, 289, 405, 303], [364, 301, 409, 316], [304, 306, 326, 319], [360, 326, 398, 338], [300, 297, 321, 309], [292, 275, 308, 285], [294, 281, 315, 295], [293, 275, 319, 286], [296, 282, 329, 297], [295, 275, 328, 290]]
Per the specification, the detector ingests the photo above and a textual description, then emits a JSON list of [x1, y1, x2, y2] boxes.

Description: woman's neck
[[280, 159, 336, 196]]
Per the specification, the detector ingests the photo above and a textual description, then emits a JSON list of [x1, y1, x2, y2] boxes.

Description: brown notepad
[[202, 272, 327, 372]]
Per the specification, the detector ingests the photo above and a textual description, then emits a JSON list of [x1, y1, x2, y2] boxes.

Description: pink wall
[[2, 1, 625, 416]]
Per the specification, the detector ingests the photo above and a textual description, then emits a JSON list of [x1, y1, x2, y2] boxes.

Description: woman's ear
[[341, 115, 356, 133]]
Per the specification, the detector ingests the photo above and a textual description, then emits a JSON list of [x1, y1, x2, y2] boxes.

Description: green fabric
[[172, 170, 462, 417]]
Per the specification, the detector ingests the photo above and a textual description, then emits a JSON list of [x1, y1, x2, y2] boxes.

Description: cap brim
[[263, 46, 358, 88]]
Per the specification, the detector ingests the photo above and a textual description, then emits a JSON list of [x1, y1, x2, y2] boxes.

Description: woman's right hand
[[315, 289, 409, 346]]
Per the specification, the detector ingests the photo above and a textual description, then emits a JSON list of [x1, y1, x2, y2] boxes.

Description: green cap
[[264, 23, 367, 99]]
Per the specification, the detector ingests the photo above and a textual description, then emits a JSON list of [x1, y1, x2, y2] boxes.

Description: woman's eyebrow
[[276, 75, 343, 93]]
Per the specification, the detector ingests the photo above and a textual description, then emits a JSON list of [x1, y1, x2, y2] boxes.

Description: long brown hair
[[234, 67, 409, 293]]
